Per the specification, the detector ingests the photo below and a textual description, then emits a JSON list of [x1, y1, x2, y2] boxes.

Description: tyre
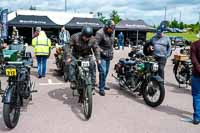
[[83, 86, 92, 120], [143, 79, 165, 107], [63, 65, 68, 82], [3, 95, 20, 129], [174, 63, 187, 84], [63, 71, 68, 82]]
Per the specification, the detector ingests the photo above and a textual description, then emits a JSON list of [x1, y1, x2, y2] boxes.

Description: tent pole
[[136, 30, 139, 46], [32, 27, 34, 38]]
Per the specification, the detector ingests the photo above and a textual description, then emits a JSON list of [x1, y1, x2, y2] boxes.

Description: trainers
[[104, 86, 110, 90], [92, 87, 95, 95], [70, 81, 76, 90], [99, 90, 105, 96], [193, 119, 200, 125]]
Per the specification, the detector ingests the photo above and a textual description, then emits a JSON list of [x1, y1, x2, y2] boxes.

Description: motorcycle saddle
[[119, 58, 136, 65]]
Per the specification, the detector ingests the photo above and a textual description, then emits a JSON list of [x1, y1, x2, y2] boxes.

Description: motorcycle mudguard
[[2, 86, 14, 104], [150, 76, 164, 83]]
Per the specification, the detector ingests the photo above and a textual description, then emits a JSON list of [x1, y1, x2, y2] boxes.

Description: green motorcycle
[[72, 56, 93, 120]]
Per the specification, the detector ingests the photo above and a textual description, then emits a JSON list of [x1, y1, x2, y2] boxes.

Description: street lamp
[[65, 0, 67, 12]]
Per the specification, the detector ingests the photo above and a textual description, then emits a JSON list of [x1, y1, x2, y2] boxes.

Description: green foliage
[[110, 10, 121, 24], [147, 32, 198, 42], [97, 12, 107, 24], [179, 22, 184, 29], [170, 19, 179, 28]]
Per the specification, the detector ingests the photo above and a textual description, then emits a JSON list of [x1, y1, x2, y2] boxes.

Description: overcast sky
[[1, 0, 200, 25]]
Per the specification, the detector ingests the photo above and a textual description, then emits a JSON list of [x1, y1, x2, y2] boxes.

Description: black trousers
[[155, 57, 167, 80]]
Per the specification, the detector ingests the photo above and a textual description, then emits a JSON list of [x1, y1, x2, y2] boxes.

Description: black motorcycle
[[113, 56, 165, 107], [72, 56, 93, 120], [172, 47, 192, 87], [172, 59, 192, 87], [2, 59, 37, 129]]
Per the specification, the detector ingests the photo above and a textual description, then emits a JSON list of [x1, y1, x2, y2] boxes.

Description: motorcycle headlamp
[[152, 63, 159, 72]]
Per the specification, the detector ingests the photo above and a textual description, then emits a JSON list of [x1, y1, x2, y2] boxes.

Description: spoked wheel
[[143, 79, 165, 107], [174, 63, 187, 84], [3, 95, 20, 129], [83, 86, 92, 120], [171, 45, 177, 51], [63, 65, 68, 82]]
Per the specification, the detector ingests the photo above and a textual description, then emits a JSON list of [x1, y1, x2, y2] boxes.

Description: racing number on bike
[[6, 68, 17, 76], [81, 61, 90, 67]]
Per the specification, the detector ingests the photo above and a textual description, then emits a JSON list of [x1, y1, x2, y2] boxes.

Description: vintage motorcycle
[[0, 37, 33, 74], [2, 58, 37, 129], [71, 56, 93, 120], [172, 47, 192, 87], [113, 54, 165, 107]]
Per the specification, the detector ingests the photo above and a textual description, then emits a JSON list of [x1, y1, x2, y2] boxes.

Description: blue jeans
[[36, 56, 48, 77], [192, 75, 200, 121], [118, 41, 124, 50], [98, 58, 110, 91]]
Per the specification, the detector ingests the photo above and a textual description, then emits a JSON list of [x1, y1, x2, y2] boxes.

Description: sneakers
[[70, 81, 76, 90], [104, 86, 110, 90], [99, 90, 105, 96], [193, 119, 200, 125]]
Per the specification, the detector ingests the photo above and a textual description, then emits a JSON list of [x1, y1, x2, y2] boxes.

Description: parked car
[[170, 36, 191, 47]]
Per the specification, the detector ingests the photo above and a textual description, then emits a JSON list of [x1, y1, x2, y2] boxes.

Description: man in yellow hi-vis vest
[[32, 30, 51, 78]]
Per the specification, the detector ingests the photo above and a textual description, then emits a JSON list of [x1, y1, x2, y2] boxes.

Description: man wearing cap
[[95, 20, 115, 96], [146, 29, 171, 80]]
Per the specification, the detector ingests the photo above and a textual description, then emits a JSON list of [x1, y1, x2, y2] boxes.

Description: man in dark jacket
[[191, 39, 200, 125], [95, 20, 115, 96], [66, 26, 101, 91]]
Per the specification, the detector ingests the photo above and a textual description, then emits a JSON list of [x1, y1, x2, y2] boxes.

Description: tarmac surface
[[0, 47, 199, 133]]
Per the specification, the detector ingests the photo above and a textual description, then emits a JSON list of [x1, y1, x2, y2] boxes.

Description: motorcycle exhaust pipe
[[112, 73, 119, 80], [30, 81, 38, 93]]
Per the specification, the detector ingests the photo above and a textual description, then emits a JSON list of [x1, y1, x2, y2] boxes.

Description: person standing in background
[[32, 30, 51, 78], [59, 26, 70, 45], [118, 32, 124, 50]]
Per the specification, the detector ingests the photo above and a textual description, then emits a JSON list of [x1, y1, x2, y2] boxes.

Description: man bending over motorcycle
[[66, 26, 101, 101]]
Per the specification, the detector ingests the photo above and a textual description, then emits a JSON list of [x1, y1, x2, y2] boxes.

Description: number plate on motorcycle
[[81, 61, 90, 67], [5, 68, 17, 77]]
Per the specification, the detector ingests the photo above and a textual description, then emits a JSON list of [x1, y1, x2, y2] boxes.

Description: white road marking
[[39, 79, 65, 86], [48, 79, 52, 84], [180, 118, 193, 123]]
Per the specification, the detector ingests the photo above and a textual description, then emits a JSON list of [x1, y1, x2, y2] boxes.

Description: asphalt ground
[[0, 47, 199, 133]]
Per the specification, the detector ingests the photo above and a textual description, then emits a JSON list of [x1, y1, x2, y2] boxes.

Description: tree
[[29, 6, 37, 10], [179, 22, 184, 29], [97, 12, 107, 24], [170, 19, 179, 28], [110, 10, 121, 24]]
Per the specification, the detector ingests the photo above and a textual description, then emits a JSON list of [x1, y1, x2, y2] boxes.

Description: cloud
[[0, 0, 200, 25]]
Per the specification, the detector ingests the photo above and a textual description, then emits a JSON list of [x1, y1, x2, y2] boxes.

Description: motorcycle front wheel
[[143, 79, 165, 107], [3, 95, 20, 129], [83, 86, 92, 120]]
